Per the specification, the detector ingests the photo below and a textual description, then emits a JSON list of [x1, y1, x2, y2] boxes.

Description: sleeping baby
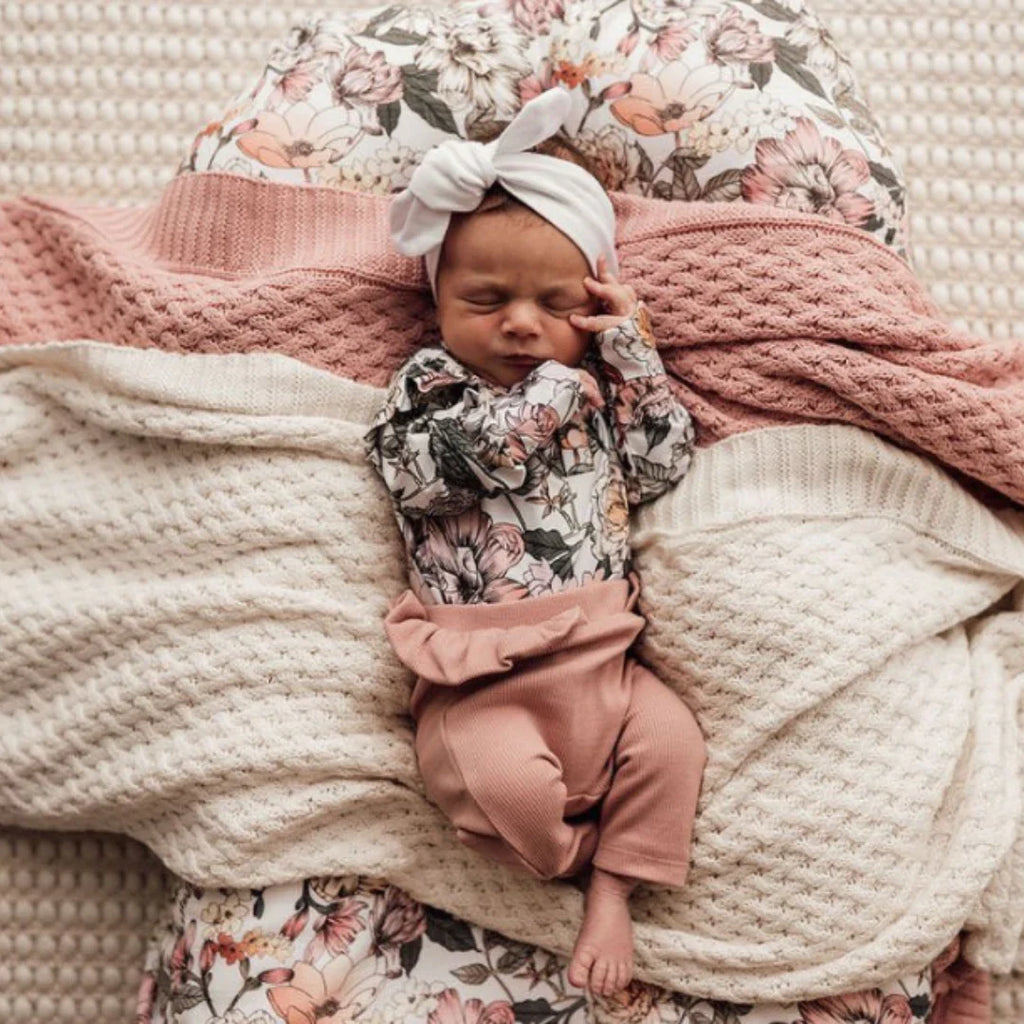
[[365, 87, 706, 997]]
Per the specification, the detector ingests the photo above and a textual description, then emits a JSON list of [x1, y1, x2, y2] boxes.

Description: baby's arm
[[366, 352, 599, 516], [571, 257, 696, 506]]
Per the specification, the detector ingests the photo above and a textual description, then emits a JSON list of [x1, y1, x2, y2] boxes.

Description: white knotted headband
[[389, 87, 618, 297]]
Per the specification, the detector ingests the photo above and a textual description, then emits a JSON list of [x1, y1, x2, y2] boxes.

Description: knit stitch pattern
[[1, 341, 1022, 1004], [1, 173, 1022, 508]]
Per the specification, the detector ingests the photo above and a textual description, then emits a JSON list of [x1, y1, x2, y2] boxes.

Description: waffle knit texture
[[1, 173, 1022, 509], [0, 336, 1022, 1004]]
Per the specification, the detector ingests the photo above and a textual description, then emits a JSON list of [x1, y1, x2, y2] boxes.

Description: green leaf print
[[375, 27, 427, 45], [750, 60, 773, 89], [741, 0, 800, 21], [401, 66, 459, 134], [670, 153, 703, 201], [496, 945, 533, 972], [513, 998, 560, 1024], [451, 962, 493, 985], [701, 168, 744, 202], [425, 906, 479, 952], [644, 417, 671, 453], [399, 935, 422, 975], [378, 99, 401, 136], [428, 419, 493, 491], [773, 41, 828, 100], [170, 983, 206, 1013], [868, 160, 901, 189], [523, 529, 574, 580], [360, 4, 402, 36], [808, 103, 847, 130]]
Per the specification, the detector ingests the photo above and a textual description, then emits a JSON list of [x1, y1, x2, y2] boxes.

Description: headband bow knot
[[389, 88, 618, 296]]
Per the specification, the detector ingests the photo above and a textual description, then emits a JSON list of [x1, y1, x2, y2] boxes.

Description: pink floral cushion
[[181, 0, 909, 257]]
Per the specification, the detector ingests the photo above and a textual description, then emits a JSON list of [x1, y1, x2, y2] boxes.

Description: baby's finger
[[598, 254, 620, 283], [570, 312, 631, 333]]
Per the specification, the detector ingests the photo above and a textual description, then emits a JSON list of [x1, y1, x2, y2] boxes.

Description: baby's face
[[435, 208, 599, 389]]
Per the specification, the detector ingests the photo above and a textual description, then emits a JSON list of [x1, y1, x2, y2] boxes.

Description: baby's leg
[[421, 703, 600, 880], [593, 662, 706, 887], [569, 663, 706, 995]]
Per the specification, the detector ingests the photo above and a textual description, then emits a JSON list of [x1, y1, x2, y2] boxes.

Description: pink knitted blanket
[[2, 171, 1022, 506]]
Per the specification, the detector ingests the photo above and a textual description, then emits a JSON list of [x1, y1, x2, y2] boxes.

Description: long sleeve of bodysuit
[[589, 304, 696, 506]]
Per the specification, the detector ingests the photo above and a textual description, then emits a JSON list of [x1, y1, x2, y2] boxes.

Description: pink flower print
[[134, 970, 156, 1024], [519, 61, 554, 105], [236, 102, 359, 169], [503, 403, 562, 462], [168, 919, 196, 986], [331, 46, 404, 107], [651, 23, 696, 63], [267, 955, 382, 1024], [415, 508, 528, 604], [560, 424, 593, 473], [272, 60, 324, 104], [614, 377, 678, 433], [741, 117, 876, 227], [507, 0, 565, 36], [611, 62, 735, 136], [185, 107, 256, 167], [282, 907, 310, 940], [429, 989, 516, 1024], [799, 990, 914, 1024], [304, 897, 368, 962], [198, 939, 217, 973], [618, 30, 641, 57], [370, 886, 427, 977], [704, 8, 775, 66]]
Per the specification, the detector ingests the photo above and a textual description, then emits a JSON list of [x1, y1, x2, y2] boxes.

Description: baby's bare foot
[[567, 868, 636, 996]]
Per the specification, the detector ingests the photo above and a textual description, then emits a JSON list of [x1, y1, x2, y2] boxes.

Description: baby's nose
[[501, 300, 542, 335]]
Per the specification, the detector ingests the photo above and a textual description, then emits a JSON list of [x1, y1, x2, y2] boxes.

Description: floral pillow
[[181, 0, 910, 259]]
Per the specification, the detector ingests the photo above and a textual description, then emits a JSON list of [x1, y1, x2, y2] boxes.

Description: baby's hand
[[576, 367, 605, 410], [569, 254, 638, 334]]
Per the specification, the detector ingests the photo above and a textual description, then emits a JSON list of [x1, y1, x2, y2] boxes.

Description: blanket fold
[[1, 340, 1022, 1004]]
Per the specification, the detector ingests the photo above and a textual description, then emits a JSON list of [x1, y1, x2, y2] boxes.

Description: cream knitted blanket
[[1, 340, 1023, 1003]]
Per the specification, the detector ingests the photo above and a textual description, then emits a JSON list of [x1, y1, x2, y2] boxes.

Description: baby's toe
[[589, 958, 609, 995], [568, 948, 594, 990], [615, 961, 632, 993]]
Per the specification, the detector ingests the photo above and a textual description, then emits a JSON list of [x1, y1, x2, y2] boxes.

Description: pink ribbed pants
[[385, 577, 706, 888]]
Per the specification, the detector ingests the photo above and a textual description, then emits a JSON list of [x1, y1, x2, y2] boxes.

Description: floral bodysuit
[[365, 305, 695, 605]]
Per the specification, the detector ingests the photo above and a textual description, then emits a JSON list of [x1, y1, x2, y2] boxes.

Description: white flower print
[[198, 890, 251, 940], [415, 9, 530, 115], [785, 12, 857, 92]]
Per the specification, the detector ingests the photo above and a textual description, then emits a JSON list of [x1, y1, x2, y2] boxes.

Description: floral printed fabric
[[182, 0, 910, 260], [136, 875, 937, 1024], [365, 307, 694, 604]]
